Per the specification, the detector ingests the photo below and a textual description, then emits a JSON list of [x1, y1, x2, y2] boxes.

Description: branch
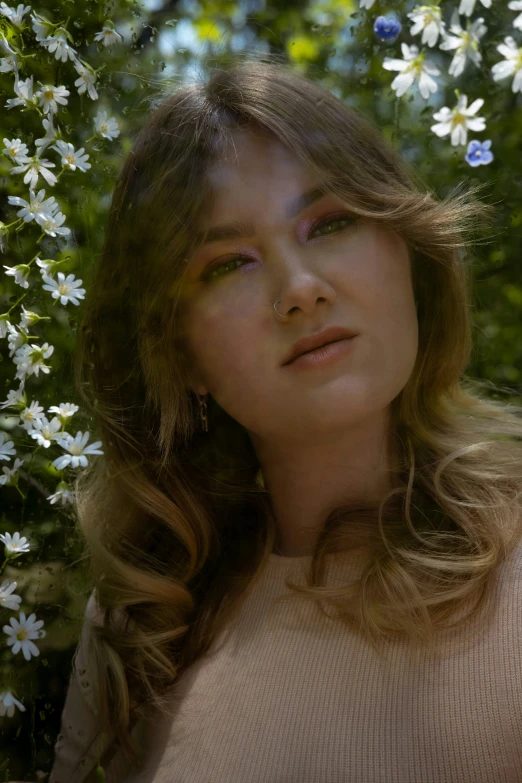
[[17, 469, 75, 522]]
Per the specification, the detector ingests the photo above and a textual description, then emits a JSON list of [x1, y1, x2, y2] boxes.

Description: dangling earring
[[198, 393, 208, 433]]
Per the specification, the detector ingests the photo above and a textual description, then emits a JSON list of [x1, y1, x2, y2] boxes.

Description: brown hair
[[73, 53, 522, 771]]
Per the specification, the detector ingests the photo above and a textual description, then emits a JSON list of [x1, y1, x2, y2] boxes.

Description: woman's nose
[[272, 252, 337, 318]]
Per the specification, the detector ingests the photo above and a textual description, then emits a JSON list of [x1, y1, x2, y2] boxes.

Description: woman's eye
[[202, 257, 248, 281], [309, 214, 355, 238], [202, 214, 354, 281]]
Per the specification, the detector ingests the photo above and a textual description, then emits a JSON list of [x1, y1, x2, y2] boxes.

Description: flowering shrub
[[0, 0, 146, 776], [0, 0, 520, 778]]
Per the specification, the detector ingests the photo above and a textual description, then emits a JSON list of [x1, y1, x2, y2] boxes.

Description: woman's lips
[[283, 336, 357, 369]]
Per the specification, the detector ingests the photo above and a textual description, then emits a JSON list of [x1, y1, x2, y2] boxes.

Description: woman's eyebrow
[[196, 185, 329, 246]]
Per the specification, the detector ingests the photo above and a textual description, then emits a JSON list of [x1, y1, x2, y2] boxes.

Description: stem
[[6, 292, 27, 315], [14, 484, 26, 500], [16, 469, 73, 522]]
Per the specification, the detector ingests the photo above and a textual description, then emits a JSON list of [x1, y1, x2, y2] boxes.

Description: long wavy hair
[[72, 54, 522, 771]]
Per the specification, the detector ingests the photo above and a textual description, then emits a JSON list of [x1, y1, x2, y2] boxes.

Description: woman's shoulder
[[84, 589, 104, 626]]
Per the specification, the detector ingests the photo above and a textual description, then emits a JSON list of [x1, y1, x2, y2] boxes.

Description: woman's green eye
[[310, 216, 353, 237], [203, 215, 354, 281]]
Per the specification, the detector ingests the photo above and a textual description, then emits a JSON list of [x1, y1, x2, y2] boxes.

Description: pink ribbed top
[[49, 541, 522, 783]]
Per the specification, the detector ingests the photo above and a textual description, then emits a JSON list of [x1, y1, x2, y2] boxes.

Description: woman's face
[[179, 130, 419, 443]]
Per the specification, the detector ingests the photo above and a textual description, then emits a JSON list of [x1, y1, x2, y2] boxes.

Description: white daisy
[[3, 611, 46, 661], [94, 110, 120, 140], [0, 457, 24, 487], [35, 256, 60, 276], [439, 12, 487, 77], [19, 305, 48, 329], [48, 402, 79, 419], [2, 263, 30, 288], [491, 36, 522, 93], [42, 272, 86, 306], [383, 43, 440, 99], [47, 480, 74, 506], [0, 431, 16, 462], [13, 342, 54, 380], [0, 432, 16, 461], [7, 188, 58, 223], [52, 431, 104, 470], [508, 1, 522, 31], [50, 140, 91, 173], [27, 415, 62, 448], [0, 31, 16, 55], [34, 82, 70, 115], [0, 2, 31, 28], [93, 20, 123, 47], [20, 400, 46, 431], [9, 153, 57, 189], [0, 314, 11, 339], [5, 75, 39, 111], [431, 93, 486, 146], [74, 60, 99, 100], [0, 531, 30, 554], [359, 0, 376, 7], [6, 322, 26, 357], [0, 580, 22, 610], [407, 5, 446, 48], [458, 0, 492, 16], [0, 691, 26, 717], [2, 137, 30, 163], [30, 11, 54, 43], [0, 386, 26, 410], [35, 115, 60, 153], [0, 51, 18, 74], [34, 208, 70, 238], [41, 29, 77, 63]]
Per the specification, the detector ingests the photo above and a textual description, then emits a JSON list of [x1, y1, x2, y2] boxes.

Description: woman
[[45, 55, 522, 782]]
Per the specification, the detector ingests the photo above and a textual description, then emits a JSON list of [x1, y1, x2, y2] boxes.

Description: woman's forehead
[[206, 131, 313, 189]]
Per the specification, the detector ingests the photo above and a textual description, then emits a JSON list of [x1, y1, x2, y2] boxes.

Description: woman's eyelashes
[[201, 213, 356, 282]]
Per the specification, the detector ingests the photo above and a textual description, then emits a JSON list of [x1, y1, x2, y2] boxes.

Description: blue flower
[[465, 140, 493, 167], [374, 15, 402, 42]]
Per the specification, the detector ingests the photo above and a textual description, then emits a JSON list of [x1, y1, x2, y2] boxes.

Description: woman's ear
[[181, 354, 208, 397], [186, 375, 209, 397]]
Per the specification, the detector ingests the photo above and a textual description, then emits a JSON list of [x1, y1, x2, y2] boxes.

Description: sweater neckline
[[268, 545, 373, 565]]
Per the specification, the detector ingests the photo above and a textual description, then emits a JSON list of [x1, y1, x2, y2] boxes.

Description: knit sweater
[[49, 539, 522, 783]]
